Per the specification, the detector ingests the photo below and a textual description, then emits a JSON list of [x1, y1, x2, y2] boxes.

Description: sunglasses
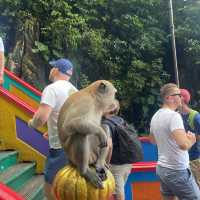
[[170, 93, 182, 97]]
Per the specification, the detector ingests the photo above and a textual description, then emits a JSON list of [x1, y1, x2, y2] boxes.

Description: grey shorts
[[156, 165, 200, 200], [110, 164, 132, 198]]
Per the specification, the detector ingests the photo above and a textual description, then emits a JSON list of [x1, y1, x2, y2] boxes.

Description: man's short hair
[[160, 83, 178, 100]]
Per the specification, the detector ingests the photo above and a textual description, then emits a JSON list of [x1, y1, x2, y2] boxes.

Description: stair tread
[[0, 162, 35, 183], [19, 175, 44, 199], [0, 150, 18, 160]]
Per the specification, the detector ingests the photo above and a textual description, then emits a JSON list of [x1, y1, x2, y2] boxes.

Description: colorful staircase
[[0, 68, 161, 200], [0, 150, 46, 200]]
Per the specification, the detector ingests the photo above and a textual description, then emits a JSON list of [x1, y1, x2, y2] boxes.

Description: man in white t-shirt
[[150, 83, 200, 200], [0, 37, 5, 84], [28, 58, 78, 200]]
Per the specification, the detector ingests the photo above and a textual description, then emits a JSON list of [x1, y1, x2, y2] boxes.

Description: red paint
[[4, 68, 42, 97], [132, 162, 157, 172], [0, 87, 36, 115], [139, 136, 150, 142], [0, 183, 25, 200]]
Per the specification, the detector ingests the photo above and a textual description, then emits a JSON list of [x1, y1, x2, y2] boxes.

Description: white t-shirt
[[0, 37, 4, 52], [41, 80, 78, 149], [150, 108, 189, 170]]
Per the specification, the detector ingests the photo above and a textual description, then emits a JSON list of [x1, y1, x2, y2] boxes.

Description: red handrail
[[4, 68, 42, 97], [0, 86, 36, 115], [0, 183, 25, 200], [132, 161, 157, 172], [139, 136, 150, 142]]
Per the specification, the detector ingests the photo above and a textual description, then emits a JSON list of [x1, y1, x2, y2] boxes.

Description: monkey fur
[[57, 80, 117, 188]]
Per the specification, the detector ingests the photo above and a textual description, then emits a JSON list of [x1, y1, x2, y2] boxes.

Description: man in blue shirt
[[180, 88, 200, 188]]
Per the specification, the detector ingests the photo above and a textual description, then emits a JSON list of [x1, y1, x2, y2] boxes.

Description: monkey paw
[[99, 140, 107, 148], [84, 168, 103, 189], [96, 167, 107, 181], [95, 159, 107, 170]]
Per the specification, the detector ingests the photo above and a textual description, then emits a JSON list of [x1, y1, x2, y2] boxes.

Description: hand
[[43, 132, 48, 139], [28, 119, 34, 128], [186, 131, 196, 145]]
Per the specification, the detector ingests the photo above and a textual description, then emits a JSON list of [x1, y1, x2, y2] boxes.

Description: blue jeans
[[44, 148, 68, 184], [156, 165, 200, 200]]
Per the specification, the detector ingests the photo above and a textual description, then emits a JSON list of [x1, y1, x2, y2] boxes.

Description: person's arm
[[149, 133, 157, 144], [149, 124, 156, 144], [28, 85, 56, 129], [194, 114, 200, 141], [28, 104, 52, 129], [106, 137, 113, 164], [170, 112, 196, 150], [102, 123, 113, 164], [0, 38, 5, 84], [171, 129, 196, 150]]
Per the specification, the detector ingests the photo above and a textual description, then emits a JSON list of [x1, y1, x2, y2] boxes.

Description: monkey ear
[[98, 82, 107, 93]]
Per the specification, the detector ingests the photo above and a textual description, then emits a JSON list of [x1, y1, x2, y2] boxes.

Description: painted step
[[0, 162, 36, 192], [19, 175, 45, 200], [0, 150, 18, 173]]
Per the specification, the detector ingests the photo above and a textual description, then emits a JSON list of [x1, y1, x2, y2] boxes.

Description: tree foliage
[[4, 0, 200, 132], [172, 0, 200, 108]]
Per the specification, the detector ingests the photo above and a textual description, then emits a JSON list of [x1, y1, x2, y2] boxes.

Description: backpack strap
[[106, 116, 124, 126], [102, 118, 116, 135], [102, 116, 124, 138], [188, 109, 198, 130]]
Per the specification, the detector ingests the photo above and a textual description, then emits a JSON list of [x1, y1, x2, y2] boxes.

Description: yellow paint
[[0, 95, 47, 173], [10, 85, 39, 109]]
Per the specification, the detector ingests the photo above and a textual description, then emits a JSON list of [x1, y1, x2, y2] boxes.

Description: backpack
[[188, 109, 198, 130], [102, 116, 143, 165]]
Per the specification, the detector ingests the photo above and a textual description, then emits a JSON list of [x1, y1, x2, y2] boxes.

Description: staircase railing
[[0, 86, 48, 173]]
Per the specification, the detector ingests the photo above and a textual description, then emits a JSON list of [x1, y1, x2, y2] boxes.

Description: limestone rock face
[[6, 17, 46, 90]]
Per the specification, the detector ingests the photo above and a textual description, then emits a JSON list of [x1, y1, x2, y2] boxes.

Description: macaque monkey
[[58, 80, 117, 188]]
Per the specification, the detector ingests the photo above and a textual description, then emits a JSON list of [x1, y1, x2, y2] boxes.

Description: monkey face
[[96, 80, 117, 99]]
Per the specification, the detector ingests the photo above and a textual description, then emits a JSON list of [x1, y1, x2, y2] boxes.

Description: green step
[[0, 150, 46, 199], [0, 162, 36, 191], [0, 151, 18, 173], [19, 175, 45, 200]]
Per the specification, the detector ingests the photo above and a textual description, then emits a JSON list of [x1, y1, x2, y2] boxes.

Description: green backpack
[[188, 109, 198, 130]]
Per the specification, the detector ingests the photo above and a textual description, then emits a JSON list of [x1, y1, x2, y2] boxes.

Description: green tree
[[169, 0, 200, 108], [0, 0, 170, 132]]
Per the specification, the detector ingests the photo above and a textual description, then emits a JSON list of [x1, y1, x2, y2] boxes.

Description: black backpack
[[102, 116, 143, 165]]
